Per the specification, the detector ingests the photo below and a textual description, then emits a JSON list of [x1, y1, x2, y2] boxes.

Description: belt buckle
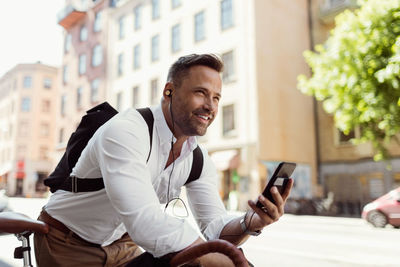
[[71, 175, 78, 193]]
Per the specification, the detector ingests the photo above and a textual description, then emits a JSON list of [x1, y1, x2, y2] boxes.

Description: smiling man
[[34, 54, 293, 267]]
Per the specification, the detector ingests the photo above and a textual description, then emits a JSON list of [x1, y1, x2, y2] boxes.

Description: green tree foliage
[[298, 0, 400, 161]]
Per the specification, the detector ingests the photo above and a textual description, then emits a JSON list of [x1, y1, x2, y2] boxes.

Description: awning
[[210, 150, 240, 171]]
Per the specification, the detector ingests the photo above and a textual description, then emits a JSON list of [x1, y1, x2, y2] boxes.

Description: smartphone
[[256, 162, 296, 208]]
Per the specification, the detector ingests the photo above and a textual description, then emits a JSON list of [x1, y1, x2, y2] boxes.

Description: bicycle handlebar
[[170, 239, 248, 267], [0, 211, 49, 234]]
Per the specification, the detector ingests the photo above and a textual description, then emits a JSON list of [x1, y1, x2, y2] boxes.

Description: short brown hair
[[167, 54, 224, 88]]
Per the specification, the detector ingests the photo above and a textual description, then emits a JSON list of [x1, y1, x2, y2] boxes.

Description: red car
[[362, 187, 400, 228]]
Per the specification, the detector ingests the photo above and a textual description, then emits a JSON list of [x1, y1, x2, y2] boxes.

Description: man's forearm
[[219, 212, 255, 246]]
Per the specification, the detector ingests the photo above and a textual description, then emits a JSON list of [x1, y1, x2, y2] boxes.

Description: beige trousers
[[34, 227, 142, 267]]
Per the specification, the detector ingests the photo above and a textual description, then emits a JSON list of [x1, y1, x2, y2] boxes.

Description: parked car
[[362, 187, 400, 228]]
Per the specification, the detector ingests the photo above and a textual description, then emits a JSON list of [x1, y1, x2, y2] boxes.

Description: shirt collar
[[151, 105, 198, 152]]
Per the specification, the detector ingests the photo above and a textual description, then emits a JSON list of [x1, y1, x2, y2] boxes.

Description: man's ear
[[163, 83, 174, 98], [165, 89, 172, 97]]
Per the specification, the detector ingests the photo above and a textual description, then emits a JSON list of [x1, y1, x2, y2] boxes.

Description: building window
[[43, 78, 52, 89], [23, 76, 32, 88], [59, 128, 64, 143], [132, 86, 140, 107], [64, 33, 72, 53], [79, 54, 87, 75], [338, 130, 355, 144], [77, 87, 83, 109], [91, 79, 100, 103], [133, 44, 141, 70], [116, 91, 123, 111], [152, 0, 160, 20], [39, 146, 49, 160], [336, 127, 359, 145], [118, 16, 125, 39], [8, 124, 13, 139], [61, 94, 67, 116], [94, 10, 103, 32], [17, 145, 27, 157], [151, 35, 160, 62], [40, 123, 49, 137], [221, 0, 233, 30], [171, 0, 181, 9], [150, 79, 159, 105], [222, 104, 235, 136], [222, 50, 235, 82], [92, 44, 103, 67], [21, 98, 31, 112], [134, 4, 142, 30], [42, 100, 50, 112], [194, 11, 205, 42], [171, 24, 181, 53], [63, 65, 69, 84], [80, 25, 88, 41], [117, 53, 124, 76], [19, 122, 29, 137]]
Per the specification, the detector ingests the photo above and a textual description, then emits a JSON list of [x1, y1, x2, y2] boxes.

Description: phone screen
[[256, 162, 296, 207], [273, 177, 289, 195]]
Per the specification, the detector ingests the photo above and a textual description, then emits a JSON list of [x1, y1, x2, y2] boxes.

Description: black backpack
[[44, 102, 203, 193]]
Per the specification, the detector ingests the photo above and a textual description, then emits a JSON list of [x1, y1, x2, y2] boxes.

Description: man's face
[[171, 65, 222, 136]]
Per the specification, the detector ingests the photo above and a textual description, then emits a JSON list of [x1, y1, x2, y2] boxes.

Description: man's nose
[[204, 96, 217, 112]]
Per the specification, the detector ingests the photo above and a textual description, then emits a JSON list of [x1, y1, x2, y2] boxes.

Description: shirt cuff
[[152, 220, 199, 258], [203, 214, 237, 241]]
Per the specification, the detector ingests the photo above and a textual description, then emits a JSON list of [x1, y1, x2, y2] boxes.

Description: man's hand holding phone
[[245, 162, 296, 234]]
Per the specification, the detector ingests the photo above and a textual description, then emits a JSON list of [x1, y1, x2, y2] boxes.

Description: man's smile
[[194, 113, 213, 124]]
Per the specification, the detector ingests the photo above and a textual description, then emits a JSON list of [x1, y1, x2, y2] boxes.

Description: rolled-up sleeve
[[94, 113, 199, 257], [186, 149, 237, 241]]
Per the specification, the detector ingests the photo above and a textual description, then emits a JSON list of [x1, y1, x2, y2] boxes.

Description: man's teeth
[[198, 115, 209, 120]]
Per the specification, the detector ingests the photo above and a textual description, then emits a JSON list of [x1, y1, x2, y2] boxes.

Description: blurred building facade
[[55, 0, 111, 163], [0, 0, 318, 208], [310, 0, 400, 216], [253, 0, 318, 204], [0, 63, 58, 196], [106, 0, 318, 210]]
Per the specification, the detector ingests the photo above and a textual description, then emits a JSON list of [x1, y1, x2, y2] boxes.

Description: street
[[241, 215, 399, 267], [1, 197, 399, 267]]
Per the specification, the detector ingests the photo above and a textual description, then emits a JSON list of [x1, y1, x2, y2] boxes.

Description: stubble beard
[[177, 117, 207, 136], [171, 97, 215, 136], [174, 113, 211, 136]]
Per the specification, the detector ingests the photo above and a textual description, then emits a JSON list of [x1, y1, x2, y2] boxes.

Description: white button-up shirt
[[45, 105, 236, 257]]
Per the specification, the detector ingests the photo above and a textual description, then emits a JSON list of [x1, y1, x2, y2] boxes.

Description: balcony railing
[[319, 0, 359, 23], [57, 4, 87, 29]]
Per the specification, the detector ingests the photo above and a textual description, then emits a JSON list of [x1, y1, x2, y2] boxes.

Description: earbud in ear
[[165, 89, 172, 97]]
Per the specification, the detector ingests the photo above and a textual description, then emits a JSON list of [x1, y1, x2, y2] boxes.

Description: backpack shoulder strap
[[184, 145, 203, 185], [54, 107, 154, 193], [137, 108, 154, 162], [45, 102, 118, 193]]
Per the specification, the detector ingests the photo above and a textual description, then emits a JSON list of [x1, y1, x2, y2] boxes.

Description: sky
[[0, 0, 65, 77]]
